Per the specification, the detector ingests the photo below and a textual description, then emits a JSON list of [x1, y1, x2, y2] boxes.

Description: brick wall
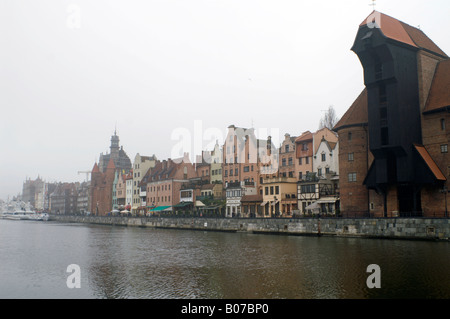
[[337, 126, 371, 216]]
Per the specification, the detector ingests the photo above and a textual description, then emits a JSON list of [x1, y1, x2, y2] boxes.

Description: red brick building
[[89, 131, 132, 216], [334, 11, 449, 217], [145, 156, 198, 213], [90, 159, 116, 216]]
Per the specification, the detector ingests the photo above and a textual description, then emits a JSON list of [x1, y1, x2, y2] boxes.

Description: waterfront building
[[90, 131, 132, 216], [76, 181, 90, 214], [49, 182, 78, 215], [145, 155, 198, 214], [112, 171, 119, 211], [22, 176, 45, 209], [131, 153, 157, 214], [115, 172, 126, 209], [90, 159, 116, 215], [313, 135, 339, 179], [295, 131, 313, 181], [278, 133, 300, 180], [240, 194, 263, 217], [125, 170, 133, 210], [222, 125, 277, 196], [210, 142, 223, 184], [297, 172, 339, 215], [98, 130, 132, 173], [225, 181, 257, 217], [195, 152, 211, 183], [334, 11, 449, 217], [261, 177, 298, 217]]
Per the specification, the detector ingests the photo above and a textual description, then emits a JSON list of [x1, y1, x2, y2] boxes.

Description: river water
[[0, 219, 448, 299]]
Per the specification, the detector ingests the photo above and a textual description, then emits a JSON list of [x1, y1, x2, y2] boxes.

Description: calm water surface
[[0, 219, 448, 299]]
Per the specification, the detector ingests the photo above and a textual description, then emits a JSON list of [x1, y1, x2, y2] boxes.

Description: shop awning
[[173, 201, 193, 208], [305, 202, 320, 210], [149, 206, 171, 212], [316, 198, 338, 204], [195, 200, 205, 207]]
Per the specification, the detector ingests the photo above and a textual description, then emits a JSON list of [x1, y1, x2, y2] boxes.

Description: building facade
[[334, 11, 449, 217], [132, 153, 157, 213]]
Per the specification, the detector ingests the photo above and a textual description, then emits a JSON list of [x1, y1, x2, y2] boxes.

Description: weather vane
[[369, 0, 376, 10]]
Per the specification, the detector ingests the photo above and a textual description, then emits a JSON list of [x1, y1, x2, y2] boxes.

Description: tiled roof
[[106, 158, 116, 170], [423, 59, 450, 113], [333, 89, 368, 131], [92, 162, 100, 173], [295, 131, 313, 143], [360, 11, 447, 58], [413, 144, 446, 181]]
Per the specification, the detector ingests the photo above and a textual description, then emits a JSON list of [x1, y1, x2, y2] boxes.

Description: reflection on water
[[0, 219, 449, 299]]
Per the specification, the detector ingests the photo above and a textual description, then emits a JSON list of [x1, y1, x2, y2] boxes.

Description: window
[[244, 166, 249, 172], [301, 184, 315, 193], [275, 186, 279, 194], [375, 63, 382, 80], [305, 157, 309, 164], [380, 109, 388, 127], [285, 145, 289, 152], [441, 118, 446, 131], [325, 167, 330, 174], [348, 152, 354, 161], [321, 153, 326, 162], [348, 132, 352, 141], [441, 144, 448, 153], [270, 186, 274, 195], [282, 158, 286, 166], [288, 157, 293, 166], [265, 187, 269, 195], [379, 83, 387, 104], [318, 168, 322, 176], [302, 143, 308, 151], [381, 127, 389, 145], [299, 157, 302, 165], [348, 173, 357, 182]]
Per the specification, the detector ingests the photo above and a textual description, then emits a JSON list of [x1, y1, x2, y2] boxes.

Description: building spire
[[369, 0, 376, 11]]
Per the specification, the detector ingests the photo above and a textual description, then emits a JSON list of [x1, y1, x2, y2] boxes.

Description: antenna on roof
[[369, 0, 376, 10]]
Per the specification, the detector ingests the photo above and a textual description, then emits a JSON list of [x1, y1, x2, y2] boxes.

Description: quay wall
[[51, 215, 450, 241]]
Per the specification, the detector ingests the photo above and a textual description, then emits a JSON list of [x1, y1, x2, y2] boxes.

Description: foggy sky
[[1, 0, 449, 200]]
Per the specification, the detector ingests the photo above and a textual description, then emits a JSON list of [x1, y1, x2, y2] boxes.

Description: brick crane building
[[334, 11, 449, 217]]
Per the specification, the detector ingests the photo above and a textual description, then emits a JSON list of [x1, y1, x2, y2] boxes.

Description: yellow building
[[261, 177, 298, 217]]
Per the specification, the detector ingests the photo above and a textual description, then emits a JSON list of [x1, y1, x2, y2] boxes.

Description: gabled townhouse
[[222, 125, 278, 196], [145, 155, 198, 215], [131, 153, 157, 214]]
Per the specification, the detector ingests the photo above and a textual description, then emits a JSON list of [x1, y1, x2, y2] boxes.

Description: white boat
[[1, 210, 49, 221], [2, 211, 24, 220]]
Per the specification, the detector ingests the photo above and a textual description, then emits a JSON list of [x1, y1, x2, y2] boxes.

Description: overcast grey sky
[[1, 0, 449, 201]]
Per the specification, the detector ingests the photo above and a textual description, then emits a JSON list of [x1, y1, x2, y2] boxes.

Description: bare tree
[[319, 105, 340, 130]]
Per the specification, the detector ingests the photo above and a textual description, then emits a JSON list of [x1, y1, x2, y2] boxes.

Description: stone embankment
[[51, 215, 450, 241]]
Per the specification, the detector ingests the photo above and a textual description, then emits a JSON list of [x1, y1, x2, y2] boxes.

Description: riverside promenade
[[51, 215, 450, 241]]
